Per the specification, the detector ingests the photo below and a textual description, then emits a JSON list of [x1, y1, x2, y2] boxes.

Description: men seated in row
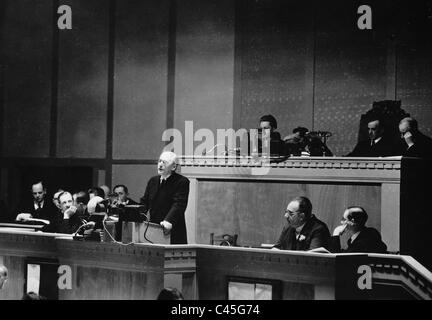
[[14, 181, 138, 234], [259, 115, 333, 157], [347, 116, 432, 158], [273, 196, 387, 254]]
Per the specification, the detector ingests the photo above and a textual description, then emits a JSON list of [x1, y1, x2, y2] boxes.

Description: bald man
[[399, 117, 432, 158], [330, 206, 387, 253], [139, 151, 190, 244]]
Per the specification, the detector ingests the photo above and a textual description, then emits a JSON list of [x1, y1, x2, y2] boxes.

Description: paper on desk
[[26, 264, 40, 294]]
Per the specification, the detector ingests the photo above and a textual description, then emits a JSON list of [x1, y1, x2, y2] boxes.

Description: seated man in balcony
[[330, 206, 387, 253], [399, 117, 432, 158], [347, 116, 402, 157], [273, 196, 330, 251], [258, 114, 286, 157]]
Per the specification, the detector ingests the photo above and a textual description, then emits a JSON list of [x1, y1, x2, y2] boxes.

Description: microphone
[[308, 131, 332, 138], [202, 144, 227, 156], [73, 221, 96, 236]]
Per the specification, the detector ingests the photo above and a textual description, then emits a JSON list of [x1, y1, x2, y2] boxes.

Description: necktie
[[370, 140, 375, 147], [37, 203, 42, 210], [160, 179, 166, 188]]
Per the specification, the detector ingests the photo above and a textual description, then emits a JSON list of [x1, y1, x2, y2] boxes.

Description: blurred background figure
[[99, 185, 110, 199], [0, 265, 8, 290], [157, 287, 184, 300], [285, 127, 333, 156], [88, 187, 105, 200], [258, 114, 286, 157], [52, 189, 64, 211], [22, 292, 47, 300], [73, 191, 90, 220], [112, 184, 138, 206]]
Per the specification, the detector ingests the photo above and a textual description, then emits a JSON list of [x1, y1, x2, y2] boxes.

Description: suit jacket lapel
[[287, 228, 297, 250], [297, 216, 315, 250]]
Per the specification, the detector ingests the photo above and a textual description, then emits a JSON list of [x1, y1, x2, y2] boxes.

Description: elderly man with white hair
[[139, 151, 190, 244]]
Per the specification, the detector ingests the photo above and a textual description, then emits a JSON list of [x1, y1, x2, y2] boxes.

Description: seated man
[[15, 181, 58, 228], [273, 196, 330, 251], [55, 191, 84, 234], [347, 116, 401, 157], [259, 114, 286, 157], [330, 206, 387, 253], [73, 191, 90, 221], [113, 184, 138, 206], [399, 117, 432, 158]]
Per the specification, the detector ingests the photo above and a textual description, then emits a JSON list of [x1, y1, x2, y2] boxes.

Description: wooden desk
[[1, 231, 431, 300], [180, 156, 432, 269], [0, 230, 165, 300]]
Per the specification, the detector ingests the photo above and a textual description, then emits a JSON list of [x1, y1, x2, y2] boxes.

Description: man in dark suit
[[113, 184, 138, 206], [347, 117, 401, 157], [399, 117, 432, 158], [330, 206, 387, 253], [140, 151, 190, 244], [259, 114, 286, 157], [273, 196, 330, 251], [54, 191, 84, 234], [15, 181, 58, 229]]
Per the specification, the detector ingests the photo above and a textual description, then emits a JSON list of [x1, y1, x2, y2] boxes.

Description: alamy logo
[[357, 265, 372, 290], [58, 5, 72, 30], [162, 121, 272, 175]]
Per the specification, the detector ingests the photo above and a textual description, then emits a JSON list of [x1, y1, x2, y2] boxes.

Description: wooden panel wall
[[174, 0, 235, 154], [0, 255, 25, 300], [313, 0, 389, 156], [113, 0, 169, 160], [2, 0, 53, 157], [395, 0, 432, 137], [59, 266, 161, 300], [111, 164, 156, 203], [57, 0, 109, 158], [195, 180, 380, 247], [235, 0, 315, 135]]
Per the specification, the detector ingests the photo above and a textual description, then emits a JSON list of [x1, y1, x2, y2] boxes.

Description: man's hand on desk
[[160, 220, 172, 234], [16, 213, 32, 221]]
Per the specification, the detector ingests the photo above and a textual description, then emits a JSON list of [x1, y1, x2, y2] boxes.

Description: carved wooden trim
[[179, 156, 402, 170]]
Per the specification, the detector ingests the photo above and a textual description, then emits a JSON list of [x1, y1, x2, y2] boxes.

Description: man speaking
[[140, 151, 190, 244]]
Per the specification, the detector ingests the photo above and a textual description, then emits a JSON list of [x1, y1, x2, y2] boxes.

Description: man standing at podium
[[140, 151, 190, 244]]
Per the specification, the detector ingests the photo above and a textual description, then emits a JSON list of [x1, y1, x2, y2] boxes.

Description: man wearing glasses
[[273, 196, 330, 251]]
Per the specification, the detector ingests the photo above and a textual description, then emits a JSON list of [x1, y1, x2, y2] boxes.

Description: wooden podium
[[121, 221, 170, 244]]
